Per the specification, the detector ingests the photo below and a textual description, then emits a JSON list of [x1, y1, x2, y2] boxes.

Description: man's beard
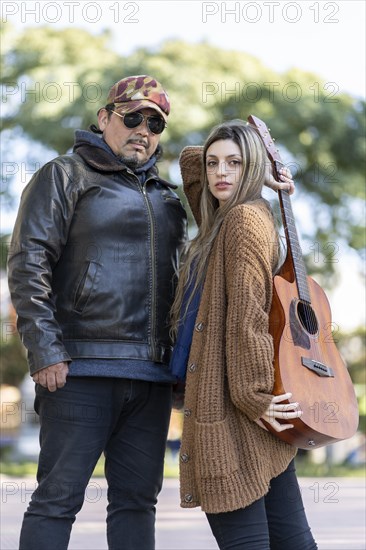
[[117, 154, 145, 170]]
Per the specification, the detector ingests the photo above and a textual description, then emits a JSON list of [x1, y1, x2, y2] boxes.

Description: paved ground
[[1, 476, 365, 549]]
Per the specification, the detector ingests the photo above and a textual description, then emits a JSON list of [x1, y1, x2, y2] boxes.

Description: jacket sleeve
[[179, 146, 204, 226], [224, 205, 277, 421], [7, 160, 78, 374]]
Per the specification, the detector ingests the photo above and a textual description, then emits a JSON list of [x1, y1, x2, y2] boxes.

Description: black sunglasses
[[111, 110, 166, 135]]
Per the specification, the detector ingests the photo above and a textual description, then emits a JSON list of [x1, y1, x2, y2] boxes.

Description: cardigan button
[[184, 493, 193, 503], [184, 408, 192, 418], [195, 322, 204, 332], [188, 363, 197, 373], [180, 453, 189, 463]]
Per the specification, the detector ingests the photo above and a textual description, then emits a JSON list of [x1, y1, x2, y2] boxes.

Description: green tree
[[1, 24, 365, 277], [0, 325, 28, 387], [1, 24, 364, 395]]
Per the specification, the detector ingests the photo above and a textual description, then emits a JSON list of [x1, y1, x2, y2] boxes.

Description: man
[[8, 75, 187, 550]]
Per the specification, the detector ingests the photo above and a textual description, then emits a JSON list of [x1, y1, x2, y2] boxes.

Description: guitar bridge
[[301, 357, 334, 377]]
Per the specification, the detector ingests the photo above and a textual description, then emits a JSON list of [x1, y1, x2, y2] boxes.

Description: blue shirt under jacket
[[169, 278, 201, 381]]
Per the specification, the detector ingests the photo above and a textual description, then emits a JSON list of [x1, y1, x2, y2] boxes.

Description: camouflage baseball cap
[[106, 75, 170, 121]]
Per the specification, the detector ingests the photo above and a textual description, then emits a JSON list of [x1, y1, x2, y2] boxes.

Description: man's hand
[[32, 362, 69, 392], [264, 161, 295, 195]]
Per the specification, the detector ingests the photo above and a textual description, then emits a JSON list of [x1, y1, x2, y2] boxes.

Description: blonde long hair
[[171, 119, 277, 336]]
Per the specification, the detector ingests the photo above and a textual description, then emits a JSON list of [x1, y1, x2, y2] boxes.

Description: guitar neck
[[274, 163, 311, 304], [247, 114, 311, 304]]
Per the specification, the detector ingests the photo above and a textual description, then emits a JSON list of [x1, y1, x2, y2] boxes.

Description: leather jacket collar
[[73, 130, 177, 188]]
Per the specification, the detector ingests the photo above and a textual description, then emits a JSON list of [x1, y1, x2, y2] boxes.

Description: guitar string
[[282, 178, 325, 368], [255, 120, 327, 379], [276, 160, 325, 370]]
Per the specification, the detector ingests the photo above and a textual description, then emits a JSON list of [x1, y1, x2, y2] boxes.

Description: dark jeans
[[19, 377, 172, 550], [206, 460, 318, 550]]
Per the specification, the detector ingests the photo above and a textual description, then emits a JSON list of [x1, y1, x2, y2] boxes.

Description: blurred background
[[1, 0, 365, 477]]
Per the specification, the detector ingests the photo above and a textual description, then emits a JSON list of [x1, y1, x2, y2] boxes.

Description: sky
[[2, 0, 365, 98], [112, 0, 365, 98], [1, 0, 365, 330]]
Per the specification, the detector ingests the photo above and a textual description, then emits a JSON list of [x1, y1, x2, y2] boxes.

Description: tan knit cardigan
[[178, 147, 296, 514]]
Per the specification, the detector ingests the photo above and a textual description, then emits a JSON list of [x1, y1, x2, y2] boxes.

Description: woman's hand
[[264, 161, 295, 195], [256, 392, 302, 432]]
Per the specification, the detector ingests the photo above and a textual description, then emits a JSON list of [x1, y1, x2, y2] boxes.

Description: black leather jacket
[[8, 136, 187, 374]]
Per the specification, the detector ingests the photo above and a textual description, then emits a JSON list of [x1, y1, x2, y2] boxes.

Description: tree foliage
[[1, 23, 365, 278], [1, 24, 365, 391], [0, 327, 28, 387]]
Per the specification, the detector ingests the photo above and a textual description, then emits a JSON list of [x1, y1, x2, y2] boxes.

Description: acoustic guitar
[[248, 114, 359, 450]]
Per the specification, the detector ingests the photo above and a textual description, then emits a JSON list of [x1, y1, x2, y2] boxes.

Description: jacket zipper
[[141, 182, 157, 360]]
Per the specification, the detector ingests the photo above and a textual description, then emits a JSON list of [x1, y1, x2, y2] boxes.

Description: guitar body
[[268, 265, 359, 449]]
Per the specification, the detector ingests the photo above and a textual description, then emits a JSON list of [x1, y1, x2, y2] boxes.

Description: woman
[[170, 120, 317, 549]]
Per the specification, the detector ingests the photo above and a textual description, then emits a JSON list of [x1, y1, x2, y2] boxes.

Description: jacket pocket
[[194, 416, 240, 479], [161, 190, 182, 203], [73, 261, 100, 313]]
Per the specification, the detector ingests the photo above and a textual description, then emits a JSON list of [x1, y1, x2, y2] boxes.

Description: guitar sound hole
[[297, 301, 318, 335]]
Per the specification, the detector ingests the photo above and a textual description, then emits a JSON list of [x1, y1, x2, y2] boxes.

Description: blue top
[[169, 277, 202, 381], [68, 358, 176, 383]]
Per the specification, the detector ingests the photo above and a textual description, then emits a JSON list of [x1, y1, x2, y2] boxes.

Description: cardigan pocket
[[194, 416, 240, 479]]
